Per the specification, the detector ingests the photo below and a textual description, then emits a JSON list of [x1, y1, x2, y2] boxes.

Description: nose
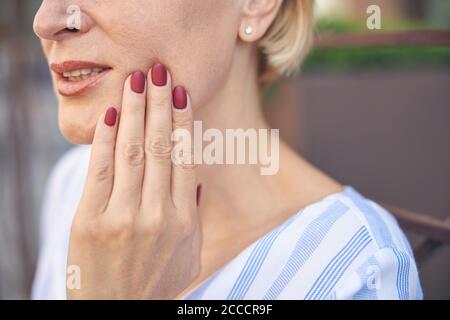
[[34, 1, 93, 41]]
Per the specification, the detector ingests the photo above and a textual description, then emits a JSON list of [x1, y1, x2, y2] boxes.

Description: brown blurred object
[[265, 67, 450, 300], [266, 72, 450, 265], [319, 0, 427, 20], [414, 217, 450, 264], [309, 21, 450, 267], [315, 30, 450, 48], [311, 14, 450, 269], [2, 0, 35, 296]]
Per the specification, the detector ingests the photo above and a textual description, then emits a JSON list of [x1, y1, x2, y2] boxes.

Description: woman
[[31, 0, 422, 300]]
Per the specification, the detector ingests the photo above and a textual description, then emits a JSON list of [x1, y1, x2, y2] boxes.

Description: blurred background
[[0, 0, 449, 299]]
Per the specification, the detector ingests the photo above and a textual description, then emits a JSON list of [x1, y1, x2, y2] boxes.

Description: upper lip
[[50, 61, 112, 75]]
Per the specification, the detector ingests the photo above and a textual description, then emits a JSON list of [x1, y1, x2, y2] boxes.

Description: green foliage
[[305, 18, 450, 72], [303, 47, 450, 71], [315, 18, 435, 34]]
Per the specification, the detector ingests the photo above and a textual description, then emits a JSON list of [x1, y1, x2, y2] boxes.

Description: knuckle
[[100, 216, 135, 242], [121, 140, 145, 167], [174, 115, 192, 129], [139, 210, 166, 236], [146, 135, 172, 160], [71, 217, 99, 241], [90, 159, 112, 183]]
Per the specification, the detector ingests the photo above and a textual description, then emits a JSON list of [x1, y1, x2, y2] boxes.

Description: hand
[[67, 64, 201, 300]]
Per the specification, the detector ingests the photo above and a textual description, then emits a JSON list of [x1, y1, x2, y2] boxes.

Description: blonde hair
[[259, 0, 314, 82]]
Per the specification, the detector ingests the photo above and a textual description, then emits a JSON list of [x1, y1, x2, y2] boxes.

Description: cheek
[[106, 0, 240, 108], [181, 32, 238, 111], [176, 3, 241, 109], [152, 14, 239, 110], [178, 42, 234, 111]]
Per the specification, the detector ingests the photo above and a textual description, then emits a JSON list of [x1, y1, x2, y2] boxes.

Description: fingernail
[[152, 63, 167, 87], [131, 71, 146, 94], [196, 184, 202, 207], [173, 86, 187, 110], [104, 107, 118, 127]]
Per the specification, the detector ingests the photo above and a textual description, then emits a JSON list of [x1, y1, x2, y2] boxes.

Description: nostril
[[54, 28, 80, 37]]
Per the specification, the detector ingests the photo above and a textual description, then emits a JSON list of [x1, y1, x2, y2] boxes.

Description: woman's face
[[34, 0, 243, 144]]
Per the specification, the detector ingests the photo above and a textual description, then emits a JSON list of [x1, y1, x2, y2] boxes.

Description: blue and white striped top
[[32, 146, 423, 300]]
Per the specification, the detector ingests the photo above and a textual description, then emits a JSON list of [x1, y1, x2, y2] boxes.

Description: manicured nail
[[131, 71, 146, 94], [173, 86, 187, 110], [152, 63, 167, 87], [196, 184, 202, 207], [104, 107, 118, 127]]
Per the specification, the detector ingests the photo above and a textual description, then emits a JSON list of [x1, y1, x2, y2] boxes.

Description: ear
[[239, 0, 283, 42]]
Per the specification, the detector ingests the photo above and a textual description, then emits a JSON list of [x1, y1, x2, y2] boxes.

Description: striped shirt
[[32, 145, 423, 300]]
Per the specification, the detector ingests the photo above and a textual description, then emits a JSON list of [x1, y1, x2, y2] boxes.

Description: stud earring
[[244, 25, 253, 35]]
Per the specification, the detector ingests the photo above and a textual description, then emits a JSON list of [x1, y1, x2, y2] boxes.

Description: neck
[[196, 47, 268, 132], [193, 45, 300, 244], [184, 45, 343, 288]]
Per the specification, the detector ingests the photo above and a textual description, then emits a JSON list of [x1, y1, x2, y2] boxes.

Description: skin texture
[[35, 0, 241, 144], [34, 0, 343, 299]]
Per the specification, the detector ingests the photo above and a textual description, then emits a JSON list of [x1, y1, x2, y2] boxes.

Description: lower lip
[[56, 70, 111, 97]]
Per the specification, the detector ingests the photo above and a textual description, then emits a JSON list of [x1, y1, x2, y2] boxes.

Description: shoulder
[[268, 187, 423, 300], [285, 186, 416, 257], [190, 187, 423, 300], [323, 187, 412, 253]]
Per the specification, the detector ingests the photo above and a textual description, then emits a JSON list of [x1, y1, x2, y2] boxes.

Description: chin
[[58, 106, 98, 145], [56, 82, 123, 145]]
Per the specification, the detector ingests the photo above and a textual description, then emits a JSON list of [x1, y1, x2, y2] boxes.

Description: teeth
[[71, 70, 81, 77], [62, 68, 105, 79]]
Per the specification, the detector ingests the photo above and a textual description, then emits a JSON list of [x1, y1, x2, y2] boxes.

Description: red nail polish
[[131, 71, 146, 94], [173, 86, 187, 110], [152, 64, 167, 87], [104, 107, 117, 127], [196, 184, 202, 207]]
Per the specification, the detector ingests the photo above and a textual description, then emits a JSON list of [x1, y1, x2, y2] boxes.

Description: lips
[[51, 61, 112, 97]]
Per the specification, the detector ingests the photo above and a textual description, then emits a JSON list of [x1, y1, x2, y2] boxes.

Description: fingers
[[110, 71, 147, 208], [142, 64, 173, 205], [81, 107, 118, 213], [92, 64, 197, 216], [171, 90, 197, 210]]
